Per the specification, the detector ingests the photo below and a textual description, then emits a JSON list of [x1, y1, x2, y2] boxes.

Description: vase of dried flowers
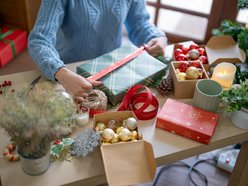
[[0, 83, 77, 175], [19, 148, 51, 176]]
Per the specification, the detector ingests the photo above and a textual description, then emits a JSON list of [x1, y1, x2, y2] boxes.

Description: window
[[146, 0, 247, 44]]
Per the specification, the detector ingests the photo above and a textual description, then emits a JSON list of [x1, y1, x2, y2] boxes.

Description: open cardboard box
[[170, 61, 209, 99], [93, 111, 156, 186], [205, 35, 246, 68], [173, 35, 246, 71]]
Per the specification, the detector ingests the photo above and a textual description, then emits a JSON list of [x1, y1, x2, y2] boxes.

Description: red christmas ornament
[[179, 46, 189, 54], [174, 48, 183, 58], [178, 61, 190, 72], [176, 54, 186, 61], [189, 44, 199, 50], [198, 47, 206, 56], [190, 60, 201, 68], [199, 55, 208, 64]]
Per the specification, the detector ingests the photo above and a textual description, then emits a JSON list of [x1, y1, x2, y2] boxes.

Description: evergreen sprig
[[238, 0, 248, 10]]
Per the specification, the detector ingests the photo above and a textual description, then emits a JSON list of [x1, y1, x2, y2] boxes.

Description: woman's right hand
[[55, 67, 101, 101]]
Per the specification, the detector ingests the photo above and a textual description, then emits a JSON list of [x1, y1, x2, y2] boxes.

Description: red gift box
[[0, 26, 28, 67], [156, 98, 219, 144]]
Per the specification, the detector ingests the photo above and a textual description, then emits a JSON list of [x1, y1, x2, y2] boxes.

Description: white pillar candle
[[211, 62, 236, 89]]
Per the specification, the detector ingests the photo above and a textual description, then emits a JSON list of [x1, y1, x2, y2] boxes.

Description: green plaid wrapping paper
[[76, 45, 167, 105]]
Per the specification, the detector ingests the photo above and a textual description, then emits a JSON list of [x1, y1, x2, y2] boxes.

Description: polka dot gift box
[[156, 98, 219, 144]]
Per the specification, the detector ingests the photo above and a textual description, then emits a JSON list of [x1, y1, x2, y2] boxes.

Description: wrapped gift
[[77, 45, 167, 105], [0, 26, 28, 67], [156, 98, 219, 144]]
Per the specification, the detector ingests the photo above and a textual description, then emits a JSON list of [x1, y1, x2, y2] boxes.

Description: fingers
[[146, 36, 166, 57], [87, 79, 102, 87], [147, 45, 164, 56]]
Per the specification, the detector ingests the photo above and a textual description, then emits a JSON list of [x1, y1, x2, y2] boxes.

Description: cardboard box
[[156, 98, 219, 144], [0, 26, 27, 67], [77, 44, 167, 106], [170, 61, 209, 99], [93, 111, 156, 186], [173, 35, 246, 71], [205, 35, 246, 67]]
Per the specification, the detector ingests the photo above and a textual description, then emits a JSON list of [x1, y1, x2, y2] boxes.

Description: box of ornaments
[[170, 61, 209, 99], [93, 111, 156, 186], [173, 35, 246, 71]]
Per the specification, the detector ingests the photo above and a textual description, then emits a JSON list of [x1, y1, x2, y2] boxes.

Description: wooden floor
[[96, 155, 230, 186], [134, 156, 230, 186]]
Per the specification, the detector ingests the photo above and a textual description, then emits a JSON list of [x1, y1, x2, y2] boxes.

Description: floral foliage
[[0, 83, 77, 158], [220, 79, 248, 112]]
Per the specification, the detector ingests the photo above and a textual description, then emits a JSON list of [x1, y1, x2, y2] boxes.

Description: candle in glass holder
[[211, 62, 236, 89]]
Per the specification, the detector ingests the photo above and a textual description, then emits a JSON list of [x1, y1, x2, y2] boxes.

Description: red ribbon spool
[[118, 84, 159, 120]]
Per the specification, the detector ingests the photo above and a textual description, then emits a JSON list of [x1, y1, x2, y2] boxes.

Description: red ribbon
[[118, 84, 159, 120], [87, 45, 147, 81]]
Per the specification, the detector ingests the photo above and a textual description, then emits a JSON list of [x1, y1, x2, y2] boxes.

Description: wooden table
[[1, 41, 248, 186], [0, 61, 248, 186]]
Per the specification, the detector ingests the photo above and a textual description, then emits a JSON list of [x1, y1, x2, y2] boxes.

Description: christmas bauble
[[111, 133, 119, 143], [174, 48, 183, 58], [95, 122, 106, 132], [179, 46, 189, 54], [189, 44, 199, 50], [116, 126, 124, 134], [186, 66, 200, 80], [131, 131, 138, 140], [176, 53, 186, 61], [124, 117, 138, 131], [188, 49, 200, 60], [177, 72, 187, 80], [102, 128, 115, 142], [178, 62, 190, 72], [199, 55, 207, 64], [198, 47, 205, 55], [118, 128, 131, 141], [108, 119, 119, 131], [190, 61, 201, 68]]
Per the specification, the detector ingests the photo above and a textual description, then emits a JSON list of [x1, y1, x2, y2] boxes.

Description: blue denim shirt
[[28, 0, 165, 81]]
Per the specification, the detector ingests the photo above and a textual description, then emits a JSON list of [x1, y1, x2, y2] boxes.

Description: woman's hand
[[146, 36, 166, 57], [55, 67, 101, 101]]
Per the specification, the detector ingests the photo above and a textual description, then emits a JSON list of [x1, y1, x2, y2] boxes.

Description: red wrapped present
[[0, 26, 27, 67], [156, 98, 219, 144]]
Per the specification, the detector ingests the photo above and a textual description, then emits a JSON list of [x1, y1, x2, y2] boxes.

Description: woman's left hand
[[146, 36, 166, 57]]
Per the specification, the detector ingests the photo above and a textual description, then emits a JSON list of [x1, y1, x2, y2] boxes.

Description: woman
[[28, 0, 167, 101]]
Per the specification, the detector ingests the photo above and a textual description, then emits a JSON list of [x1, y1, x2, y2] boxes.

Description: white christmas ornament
[[124, 117, 138, 131]]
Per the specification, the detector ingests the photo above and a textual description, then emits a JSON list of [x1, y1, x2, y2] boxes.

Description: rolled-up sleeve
[[28, 0, 66, 81], [125, 0, 166, 47]]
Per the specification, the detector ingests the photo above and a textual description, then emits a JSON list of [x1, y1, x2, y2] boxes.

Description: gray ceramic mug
[[193, 79, 223, 112]]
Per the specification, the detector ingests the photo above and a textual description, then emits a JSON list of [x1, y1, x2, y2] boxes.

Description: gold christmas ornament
[[111, 133, 119, 143], [118, 128, 131, 141], [124, 117, 138, 131], [95, 122, 106, 132], [177, 72, 187, 80], [116, 126, 124, 134], [186, 66, 200, 80], [131, 130, 138, 140], [102, 128, 115, 142]]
